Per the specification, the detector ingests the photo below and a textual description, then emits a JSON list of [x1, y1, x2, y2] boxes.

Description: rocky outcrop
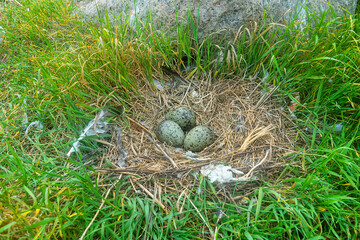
[[77, 0, 357, 39]]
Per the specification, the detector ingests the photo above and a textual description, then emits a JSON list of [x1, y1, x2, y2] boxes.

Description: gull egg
[[156, 120, 185, 147], [184, 125, 215, 152], [166, 106, 196, 131]]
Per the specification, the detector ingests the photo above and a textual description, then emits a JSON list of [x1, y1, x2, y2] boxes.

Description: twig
[[79, 175, 122, 240], [124, 115, 153, 136], [10, 0, 23, 6], [180, 82, 192, 104], [254, 85, 279, 109], [278, 110, 308, 143], [214, 193, 227, 239], [96, 149, 271, 175], [136, 182, 168, 213], [147, 135, 178, 168], [244, 149, 270, 178]]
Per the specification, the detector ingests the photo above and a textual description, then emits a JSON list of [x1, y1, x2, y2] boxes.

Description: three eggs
[[155, 107, 215, 152]]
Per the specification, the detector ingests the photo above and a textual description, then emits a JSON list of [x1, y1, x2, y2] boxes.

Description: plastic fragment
[[67, 109, 115, 157], [201, 164, 245, 183], [0, 26, 5, 43], [153, 79, 164, 91], [25, 121, 43, 135], [306, 122, 344, 134], [16, 94, 44, 135]]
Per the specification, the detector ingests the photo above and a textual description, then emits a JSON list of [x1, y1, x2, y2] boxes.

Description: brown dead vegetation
[[90, 73, 302, 204]]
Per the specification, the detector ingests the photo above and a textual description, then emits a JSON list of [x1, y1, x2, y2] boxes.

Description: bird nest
[[93, 74, 300, 202]]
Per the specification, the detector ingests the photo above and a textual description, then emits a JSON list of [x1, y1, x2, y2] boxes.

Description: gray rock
[[77, 0, 357, 39]]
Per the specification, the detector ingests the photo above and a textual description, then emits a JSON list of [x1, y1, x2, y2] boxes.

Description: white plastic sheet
[[16, 94, 44, 135], [201, 164, 246, 183], [0, 26, 5, 43], [66, 109, 114, 157]]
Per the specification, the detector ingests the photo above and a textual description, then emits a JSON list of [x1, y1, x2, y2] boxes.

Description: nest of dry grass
[[92, 73, 300, 199]]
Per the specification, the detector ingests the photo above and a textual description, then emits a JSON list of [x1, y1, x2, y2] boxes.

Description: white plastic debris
[[67, 109, 115, 157], [184, 151, 197, 157], [332, 123, 344, 133], [0, 26, 5, 43], [191, 90, 199, 98], [128, 10, 136, 29], [24, 121, 43, 135], [216, 49, 224, 66], [173, 147, 184, 152], [153, 79, 174, 91], [262, 69, 269, 81], [306, 122, 344, 134], [201, 164, 245, 183], [153, 79, 164, 91], [296, 5, 308, 31], [235, 124, 245, 131], [16, 94, 44, 135]]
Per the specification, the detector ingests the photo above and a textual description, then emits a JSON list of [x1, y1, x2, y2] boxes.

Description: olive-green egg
[[156, 120, 185, 147], [184, 125, 215, 152], [165, 106, 196, 131]]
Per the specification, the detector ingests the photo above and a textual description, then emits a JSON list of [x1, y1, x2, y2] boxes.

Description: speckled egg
[[165, 106, 196, 131], [156, 120, 185, 147], [184, 126, 215, 152]]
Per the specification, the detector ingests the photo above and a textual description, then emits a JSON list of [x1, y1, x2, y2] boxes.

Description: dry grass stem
[[79, 175, 122, 240], [136, 182, 168, 213], [147, 135, 179, 168], [244, 149, 270, 178], [187, 194, 215, 238]]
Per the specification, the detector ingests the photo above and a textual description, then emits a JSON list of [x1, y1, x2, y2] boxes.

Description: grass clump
[[0, 0, 359, 239]]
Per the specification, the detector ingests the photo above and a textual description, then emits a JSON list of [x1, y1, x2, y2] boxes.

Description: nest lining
[[95, 75, 299, 190]]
